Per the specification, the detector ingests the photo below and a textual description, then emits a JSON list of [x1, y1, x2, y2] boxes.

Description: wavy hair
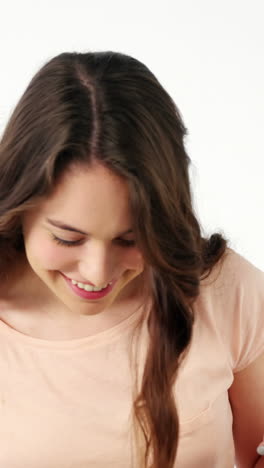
[[0, 51, 228, 466]]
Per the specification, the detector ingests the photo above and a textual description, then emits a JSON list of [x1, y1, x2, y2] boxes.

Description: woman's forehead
[[52, 162, 129, 197], [27, 163, 134, 233]]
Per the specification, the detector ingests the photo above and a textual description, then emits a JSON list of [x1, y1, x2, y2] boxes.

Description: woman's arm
[[228, 351, 264, 468]]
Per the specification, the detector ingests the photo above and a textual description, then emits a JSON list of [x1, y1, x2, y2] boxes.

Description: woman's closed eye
[[51, 234, 136, 248]]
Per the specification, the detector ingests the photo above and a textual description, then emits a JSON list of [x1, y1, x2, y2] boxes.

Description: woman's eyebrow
[[45, 218, 133, 236]]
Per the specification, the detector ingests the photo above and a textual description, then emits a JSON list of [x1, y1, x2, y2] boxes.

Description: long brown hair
[[0, 51, 228, 466]]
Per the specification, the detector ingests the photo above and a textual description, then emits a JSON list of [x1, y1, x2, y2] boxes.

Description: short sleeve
[[204, 248, 264, 373]]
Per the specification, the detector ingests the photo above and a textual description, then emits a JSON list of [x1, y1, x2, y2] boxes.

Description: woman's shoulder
[[201, 247, 264, 293], [198, 247, 264, 372]]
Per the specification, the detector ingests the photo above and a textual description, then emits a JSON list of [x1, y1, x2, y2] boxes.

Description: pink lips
[[61, 273, 116, 300]]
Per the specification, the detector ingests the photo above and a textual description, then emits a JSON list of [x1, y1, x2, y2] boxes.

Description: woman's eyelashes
[[51, 234, 136, 248], [51, 235, 83, 247]]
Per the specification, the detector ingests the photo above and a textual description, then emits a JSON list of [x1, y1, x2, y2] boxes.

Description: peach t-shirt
[[0, 248, 263, 467]]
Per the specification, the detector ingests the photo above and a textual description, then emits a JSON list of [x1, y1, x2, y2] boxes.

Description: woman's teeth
[[71, 280, 112, 292]]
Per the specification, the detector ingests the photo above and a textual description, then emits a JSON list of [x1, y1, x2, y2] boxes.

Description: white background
[[1, 0, 263, 269]]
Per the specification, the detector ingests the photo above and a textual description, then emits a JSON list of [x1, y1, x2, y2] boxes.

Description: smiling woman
[[20, 162, 145, 319], [0, 51, 263, 468]]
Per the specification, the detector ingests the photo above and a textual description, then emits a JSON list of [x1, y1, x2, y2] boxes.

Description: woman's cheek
[[31, 236, 71, 270], [126, 249, 144, 270]]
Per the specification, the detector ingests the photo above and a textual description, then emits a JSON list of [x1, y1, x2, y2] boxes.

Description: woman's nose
[[78, 244, 115, 288]]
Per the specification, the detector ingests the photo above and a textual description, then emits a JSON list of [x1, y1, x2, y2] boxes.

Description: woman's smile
[[62, 273, 116, 300], [60, 271, 116, 289]]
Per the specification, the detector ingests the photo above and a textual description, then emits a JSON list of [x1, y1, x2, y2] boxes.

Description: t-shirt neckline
[[0, 305, 146, 350]]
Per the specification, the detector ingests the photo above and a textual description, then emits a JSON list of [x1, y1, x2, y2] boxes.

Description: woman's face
[[21, 163, 145, 317]]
